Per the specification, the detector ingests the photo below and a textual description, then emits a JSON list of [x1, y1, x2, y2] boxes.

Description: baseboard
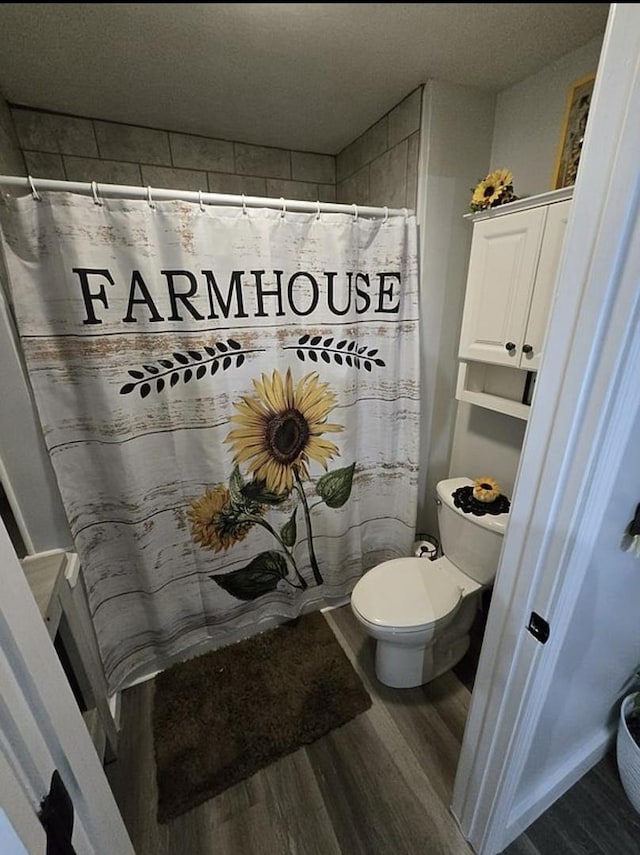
[[499, 726, 614, 850], [321, 594, 351, 612], [108, 691, 121, 730], [123, 667, 162, 690]]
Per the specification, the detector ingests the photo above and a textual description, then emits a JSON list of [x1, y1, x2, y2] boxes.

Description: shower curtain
[[0, 192, 420, 692]]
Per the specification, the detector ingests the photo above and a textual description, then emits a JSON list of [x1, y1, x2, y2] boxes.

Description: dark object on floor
[[152, 610, 372, 823]]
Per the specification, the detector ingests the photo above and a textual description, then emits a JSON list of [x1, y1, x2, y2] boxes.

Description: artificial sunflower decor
[[469, 168, 517, 213], [472, 477, 501, 503], [452, 477, 511, 517]]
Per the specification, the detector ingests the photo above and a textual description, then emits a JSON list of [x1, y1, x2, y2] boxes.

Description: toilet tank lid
[[437, 477, 509, 535]]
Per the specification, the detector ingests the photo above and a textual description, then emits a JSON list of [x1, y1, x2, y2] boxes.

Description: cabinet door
[[458, 207, 546, 366], [520, 200, 571, 371]]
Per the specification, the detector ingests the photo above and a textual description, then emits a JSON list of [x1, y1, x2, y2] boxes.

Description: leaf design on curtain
[[119, 339, 263, 396], [280, 509, 297, 548], [316, 463, 356, 508], [211, 551, 289, 600], [285, 334, 385, 371]]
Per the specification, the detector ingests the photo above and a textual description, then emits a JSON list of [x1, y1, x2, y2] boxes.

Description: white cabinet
[[459, 191, 572, 371], [521, 200, 571, 370], [456, 188, 572, 419]]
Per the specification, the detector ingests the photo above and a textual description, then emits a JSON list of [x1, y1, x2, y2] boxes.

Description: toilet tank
[[436, 477, 508, 585]]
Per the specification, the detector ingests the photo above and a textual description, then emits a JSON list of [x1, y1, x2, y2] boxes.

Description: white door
[[452, 5, 640, 853], [458, 207, 546, 366], [0, 748, 45, 855], [520, 200, 571, 372], [0, 518, 134, 855]]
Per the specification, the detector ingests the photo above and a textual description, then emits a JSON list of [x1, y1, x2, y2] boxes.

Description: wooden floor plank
[[174, 773, 293, 855], [104, 680, 170, 855], [261, 750, 343, 855], [307, 710, 469, 855]]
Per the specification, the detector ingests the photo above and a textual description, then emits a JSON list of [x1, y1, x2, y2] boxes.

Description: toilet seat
[[351, 556, 464, 631]]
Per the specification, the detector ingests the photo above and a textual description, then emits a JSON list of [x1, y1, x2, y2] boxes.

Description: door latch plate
[[527, 611, 550, 644]]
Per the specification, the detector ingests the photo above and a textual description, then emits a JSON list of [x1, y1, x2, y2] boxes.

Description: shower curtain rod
[[0, 175, 411, 219]]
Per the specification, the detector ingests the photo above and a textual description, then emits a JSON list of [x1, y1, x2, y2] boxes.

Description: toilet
[[350, 476, 508, 688]]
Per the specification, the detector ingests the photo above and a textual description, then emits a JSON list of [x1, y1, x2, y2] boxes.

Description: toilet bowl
[[350, 476, 508, 688]]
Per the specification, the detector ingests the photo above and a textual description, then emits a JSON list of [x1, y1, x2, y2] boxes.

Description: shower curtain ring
[[352, 203, 359, 222], [242, 194, 248, 216], [27, 175, 41, 201], [147, 186, 156, 210], [315, 200, 321, 221], [383, 206, 389, 224], [91, 181, 103, 206], [280, 197, 286, 219], [198, 189, 205, 212]]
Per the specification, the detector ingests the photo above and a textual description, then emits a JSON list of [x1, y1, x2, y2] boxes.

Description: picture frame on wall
[[551, 71, 596, 190]]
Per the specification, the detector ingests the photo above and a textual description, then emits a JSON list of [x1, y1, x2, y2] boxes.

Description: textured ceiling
[[0, 3, 610, 154]]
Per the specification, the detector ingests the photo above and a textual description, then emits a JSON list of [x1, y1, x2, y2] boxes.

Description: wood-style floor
[[106, 604, 474, 855], [106, 604, 640, 854], [504, 750, 640, 855]]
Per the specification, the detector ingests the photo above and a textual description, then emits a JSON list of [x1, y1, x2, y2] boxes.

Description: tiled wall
[[8, 90, 422, 210], [9, 107, 337, 202], [0, 94, 28, 551], [336, 87, 422, 210], [0, 93, 25, 176]]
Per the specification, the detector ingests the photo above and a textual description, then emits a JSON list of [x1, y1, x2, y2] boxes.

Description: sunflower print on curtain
[[189, 368, 351, 594], [0, 194, 420, 692]]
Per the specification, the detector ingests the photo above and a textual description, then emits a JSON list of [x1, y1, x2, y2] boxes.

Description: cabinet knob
[[522, 344, 533, 354], [505, 342, 516, 352]]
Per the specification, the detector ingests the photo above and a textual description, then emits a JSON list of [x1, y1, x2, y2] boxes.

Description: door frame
[[452, 4, 640, 853], [0, 516, 134, 854]]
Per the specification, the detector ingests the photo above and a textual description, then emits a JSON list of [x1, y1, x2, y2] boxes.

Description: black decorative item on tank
[[452, 486, 510, 517]]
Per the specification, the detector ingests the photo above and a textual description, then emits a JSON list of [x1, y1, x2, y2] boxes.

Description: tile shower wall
[[9, 106, 337, 202], [10, 90, 422, 209], [0, 93, 25, 175], [336, 87, 422, 210]]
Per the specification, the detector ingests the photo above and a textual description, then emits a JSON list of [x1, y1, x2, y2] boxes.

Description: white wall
[[491, 35, 604, 198], [448, 405, 526, 500], [416, 81, 496, 536], [0, 809, 30, 855]]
